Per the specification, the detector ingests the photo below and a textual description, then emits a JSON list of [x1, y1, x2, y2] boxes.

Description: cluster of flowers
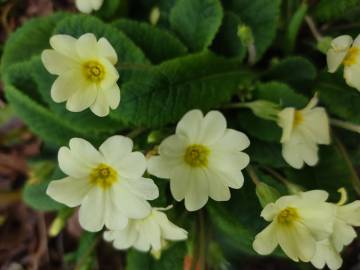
[[41, 27, 360, 268]]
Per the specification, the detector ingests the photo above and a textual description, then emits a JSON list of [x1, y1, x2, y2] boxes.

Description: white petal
[[113, 182, 151, 219], [159, 135, 187, 158], [147, 156, 172, 179], [301, 108, 330, 145], [66, 84, 98, 112], [79, 187, 105, 232], [116, 152, 147, 179], [75, 0, 93, 13], [99, 58, 119, 90], [104, 83, 121, 109], [90, 90, 110, 117], [155, 211, 188, 240], [91, 0, 104, 10], [69, 138, 103, 167], [46, 177, 91, 207], [344, 64, 360, 91], [123, 177, 159, 200], [142, 218, 162, 251], [76, 33, 99, 59], [252, 222, 278, 255], [352, 33, 360, 47], [277, 108, 295, 143], [331, 219, 357, 251], [184, 169, 209, 211], [49, 35, 78, 59], [327, 35, 353, 73], [98, 37, 118, 64], [277, 222, 316, 262], [212, 129, 250, 152], [41, 50, 78, 75], [260, 203, 279, 221], [170, 164, 191, 201], [311, 240, 343, 270], [104, 189, 129, 230], [209, 151, 250, 173], [337, 200, 360, 226], [207, 169, 231, 201], [51, 71, 86, 103], [58, 146, 90, 178], [176, 109, 203, 142], [217, 167, 245, 189], [110, 223, 138, 250], [99, 135, 133, 164], [198, 111, 227, 145]]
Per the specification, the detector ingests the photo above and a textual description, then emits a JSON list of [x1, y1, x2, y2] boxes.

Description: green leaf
[[169, 0, 223, 51], [212, 11, 246, 61], [112, 52, 255, 127], [316, 72, 360, 124], [112, 19, 188, 64], [53, 14, 149, 81], [126, 243, 186, 270], [223, 0, 281, 61], [313, 0, 360, 22], [22, 161, 64, 211], [94, 0, 127, 19], [1, 13, 66, 75], [263, 57, 317, 91], [284, 3, 308, 53], [236, 82, 307, 142]]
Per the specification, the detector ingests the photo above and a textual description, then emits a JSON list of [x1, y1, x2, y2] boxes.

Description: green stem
[[331, 118, 360, 134], [246, 165, 261, 185], [334, 136, 360, 196], [197, 210, 206, 270], [305, 16, 323, 42]]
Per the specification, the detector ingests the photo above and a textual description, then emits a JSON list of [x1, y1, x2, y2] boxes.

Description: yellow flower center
[[277, 207, 299, 225], [343, 47, 359, 67], [293, 111, 303, 127], [184, 144, 210, 168], [83, 61, 105, 82], [90, 163, 117, 189]]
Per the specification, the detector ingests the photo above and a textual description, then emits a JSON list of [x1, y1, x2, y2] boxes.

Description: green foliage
[[126, 243, 186, 270], [170, 0, 223, 51], [313, 0, 360, 22], [222, 0, 281, 61], [112, 19, 187, 64], [316, 72, 360, 124], [22, 161, 64, 211], [113, 52, 255, 126]]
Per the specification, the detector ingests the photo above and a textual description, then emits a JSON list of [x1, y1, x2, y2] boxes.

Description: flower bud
[[255, 182, 281, 207]]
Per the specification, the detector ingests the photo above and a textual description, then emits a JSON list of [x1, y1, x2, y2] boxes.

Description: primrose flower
[[75, 0, 104, 13], [253, 190, 335, 262], [41, 33, 120, 117], [103, 207, 188, 253], [311, 197, 360, 270], [277, 95, 330, 169], [327, 34, 360, 92], [46, 136, 159, 232], [148, 109, 250, 211]]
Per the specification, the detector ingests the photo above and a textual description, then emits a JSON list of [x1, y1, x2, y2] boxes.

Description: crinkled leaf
[[170, 0, 223, 51]]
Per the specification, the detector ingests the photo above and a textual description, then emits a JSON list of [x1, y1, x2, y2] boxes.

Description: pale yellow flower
[[148, 109, 250, 211], [327, 34, 360, 92], [253, 190, 335, 262], [103, 207, 188, 253], [277, 95, 330, 169], [41, 33, 120, 117], [46, 136, 159, 232], [75, 0, 104, 13]]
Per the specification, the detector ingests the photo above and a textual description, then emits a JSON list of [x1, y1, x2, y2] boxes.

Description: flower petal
[[76, 33, 99, 59], [337, 200, 360, 226], [147, 156, 172, 179], [99, 58, 119, 90], [198, 111, 227, 145], [212, 129, 250, 152], [116, 152, 147, 179], [41, 50, 78, 75], [50, 70, 86, 103], [155, 211, 188, 240], [99, 135, 133, 164], [277, 108, 295, 143], [326, 35, 353, 73], [344, 64, 360, 91], [253, 222, 278, 255], [49, 35, 78, 59], [170, 164, 192, 201], [311, 240, 343, 270], [104, 189, 129, 230], [301, 107, 330, 145], [104, 83, 121, 109], [46, 177, 91, 207], [79, 187, 106, 232], [123, 177, 159, 200], [58, 146, 90, 178], [159, 135, 187, 158], [206, 169, 231, 201], [75, 0, 93, 13], [69, 138, 103, 167], [91, 0, 103, 10], [176, 109, 203, 142], [98, 37, 118, 64], [331, 219, 357, 251], [184, 169, 209, 211], [90, 89, 110, 117], [66, 83, 98, 112]]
